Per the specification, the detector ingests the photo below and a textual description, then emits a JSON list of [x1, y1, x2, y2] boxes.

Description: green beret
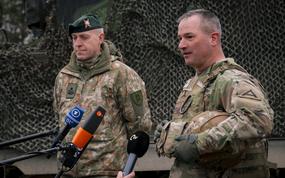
[[68, 15, 102, 36]]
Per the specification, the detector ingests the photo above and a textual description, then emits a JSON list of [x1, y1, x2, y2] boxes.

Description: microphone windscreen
[[72, 106, 106, 149], [82, 106, 105, 134], [50, 105, 85, 149], [127, 131, 149, 157]]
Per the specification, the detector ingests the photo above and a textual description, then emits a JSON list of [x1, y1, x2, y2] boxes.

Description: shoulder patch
[[130, 90, 144, 118], [130, 90, 143, 106], [239, 89, 260, 100]]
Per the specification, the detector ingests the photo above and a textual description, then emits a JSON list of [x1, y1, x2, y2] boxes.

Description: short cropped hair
[[177, 9, 222, 36]]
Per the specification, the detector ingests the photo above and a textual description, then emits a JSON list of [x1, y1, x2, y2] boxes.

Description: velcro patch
[[130, 90, 143, 106], [66, 83, 77, 99], [239, 89, 261, 100], [130, 90, 144, 118]]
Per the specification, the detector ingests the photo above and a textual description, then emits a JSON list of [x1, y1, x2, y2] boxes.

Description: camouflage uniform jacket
[[170, 58, 274, 178], [53, 41, 152, 177]]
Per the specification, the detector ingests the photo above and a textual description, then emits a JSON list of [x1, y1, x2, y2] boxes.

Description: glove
[[173, 134, 199, 164], [153, 120, 168, 143]]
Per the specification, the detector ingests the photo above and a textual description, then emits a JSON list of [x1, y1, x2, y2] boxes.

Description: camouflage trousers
[[169, 160, 270, 178]]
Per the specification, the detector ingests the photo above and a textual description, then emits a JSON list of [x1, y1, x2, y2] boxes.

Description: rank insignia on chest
[[66, 83, 77, 99]]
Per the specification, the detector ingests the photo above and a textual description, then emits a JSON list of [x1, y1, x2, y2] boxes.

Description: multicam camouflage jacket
[[169, 58, 274, 177], [53, 41, 152, 177]]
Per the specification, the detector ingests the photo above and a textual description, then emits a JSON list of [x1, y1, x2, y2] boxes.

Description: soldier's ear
[[210, 32, 219, 46], [98, 32, 105, 43]]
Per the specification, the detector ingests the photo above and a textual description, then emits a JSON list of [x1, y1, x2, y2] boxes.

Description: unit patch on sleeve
[[239, 89, 261, 101], [130, 90, 144, 118], [130, 90, 143, 106]]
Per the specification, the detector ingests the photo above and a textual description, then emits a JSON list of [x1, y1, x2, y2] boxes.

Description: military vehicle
[[0, 0, 284, 177]]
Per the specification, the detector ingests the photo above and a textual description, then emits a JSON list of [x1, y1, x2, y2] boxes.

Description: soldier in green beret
[[155, 9, 274, 178], [53, 14, 152, 178]]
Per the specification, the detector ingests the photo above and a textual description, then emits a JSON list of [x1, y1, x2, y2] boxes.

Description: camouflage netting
[[0, 26, 72, 152], [0, 0, 284, 152]]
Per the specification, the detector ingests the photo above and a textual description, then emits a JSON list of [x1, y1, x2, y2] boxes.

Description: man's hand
[[117, 171, 135, 178], [153, 120, 168, 142], [173, 134, 199, 164]]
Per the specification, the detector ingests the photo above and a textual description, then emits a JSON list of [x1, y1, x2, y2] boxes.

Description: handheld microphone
[[59, 106, 106, 169], [123, 131, 150, 176], [51, 106, 85, 148]]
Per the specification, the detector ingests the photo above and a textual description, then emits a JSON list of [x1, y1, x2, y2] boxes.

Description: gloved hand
[[153, 120, 169, 143], [173, 134, 199, 164]]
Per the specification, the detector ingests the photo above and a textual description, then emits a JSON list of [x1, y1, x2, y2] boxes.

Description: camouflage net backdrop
[[0, 0, 284, 152], [0, 26, 72, 152]]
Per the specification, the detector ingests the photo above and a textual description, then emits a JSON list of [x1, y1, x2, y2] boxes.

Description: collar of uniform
[[207, 58, 247, 75], [195, 58, 232, 84], [205, 58, 233, 75], [63, 41, 111, 80], [76, 53, 101, 70], [199, 58, 249, 83]]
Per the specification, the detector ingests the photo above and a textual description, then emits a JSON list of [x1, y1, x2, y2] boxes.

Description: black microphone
[[59, 106, 106, 169], [51, 106, 85, 148], [123, 131, 150, 176]]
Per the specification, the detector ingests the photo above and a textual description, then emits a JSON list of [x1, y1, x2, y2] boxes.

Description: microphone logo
[[96, 111, 103, 117], [71, 109, 81, 118], [130, 134, 138, 141], [65, 106, 85, 128]]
